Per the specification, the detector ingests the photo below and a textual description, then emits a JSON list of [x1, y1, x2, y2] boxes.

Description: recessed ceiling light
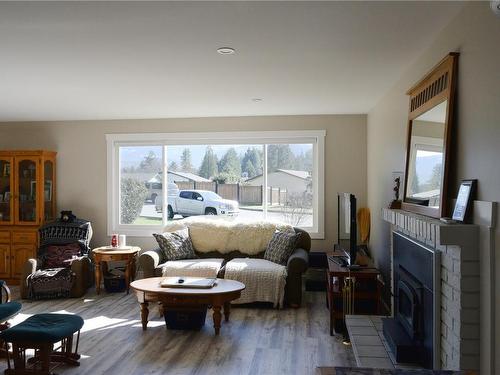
[[252, 98, 263, 102], [217, 47, 235, 55]]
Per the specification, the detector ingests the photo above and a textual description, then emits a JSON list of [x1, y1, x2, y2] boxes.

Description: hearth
[[382, 232, 437, 369]]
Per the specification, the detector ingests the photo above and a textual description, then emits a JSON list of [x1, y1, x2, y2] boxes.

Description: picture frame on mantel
[[452, 179, 477, 223], [402, 52, 459, 219]]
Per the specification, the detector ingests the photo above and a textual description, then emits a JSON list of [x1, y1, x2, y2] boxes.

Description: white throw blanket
[[163, 217, 293, 255], [161, 258, 224, 278], [224, 258, 287, 308]]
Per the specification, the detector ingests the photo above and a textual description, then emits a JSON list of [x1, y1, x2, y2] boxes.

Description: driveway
[[140, 203, 313, 227]]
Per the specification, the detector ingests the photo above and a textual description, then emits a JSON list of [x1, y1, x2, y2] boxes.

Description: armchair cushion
[[28, 268, 75, 300], [43, 243, 81, 268]]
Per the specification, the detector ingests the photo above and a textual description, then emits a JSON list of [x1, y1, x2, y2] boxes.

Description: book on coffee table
[[160, 277, 217, 289]]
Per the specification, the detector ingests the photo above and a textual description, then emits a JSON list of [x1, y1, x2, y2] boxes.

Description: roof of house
[[246, 169, 311, 182], [168, 171, 211, 182], [277, 169, 310, 180]]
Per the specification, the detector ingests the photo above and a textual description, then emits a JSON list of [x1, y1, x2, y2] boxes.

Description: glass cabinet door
[[44, 160, 55, 222], [0, 158, 13, 224], [16, 158, 39, 224]]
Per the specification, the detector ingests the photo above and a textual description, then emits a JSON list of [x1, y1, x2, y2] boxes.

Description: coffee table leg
[[213, 305, 222, 335], [140, 302, 149, 331], [223, 302, 231, 322]]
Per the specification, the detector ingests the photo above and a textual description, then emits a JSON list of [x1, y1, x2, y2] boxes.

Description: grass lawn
[[132, 216, 162, 225]]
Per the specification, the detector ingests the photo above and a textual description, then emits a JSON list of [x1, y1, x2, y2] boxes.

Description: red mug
[[111, 234, 119, 248]]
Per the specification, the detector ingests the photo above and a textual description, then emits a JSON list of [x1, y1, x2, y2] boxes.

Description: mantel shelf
[[382, 208, 478, 249]]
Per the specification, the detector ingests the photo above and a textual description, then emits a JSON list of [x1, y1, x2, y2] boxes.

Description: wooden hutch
[[0, 151, 57, 283]]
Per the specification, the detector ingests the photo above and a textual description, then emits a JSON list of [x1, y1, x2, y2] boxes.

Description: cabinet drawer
[[13, 231, 37, 244], [0, 231, 10, 244]]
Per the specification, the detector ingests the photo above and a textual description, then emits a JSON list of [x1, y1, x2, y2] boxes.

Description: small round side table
[[92, 246, 141, 295]]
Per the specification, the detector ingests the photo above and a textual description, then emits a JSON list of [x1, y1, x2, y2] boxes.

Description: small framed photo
[[452, 179, 477, 222]]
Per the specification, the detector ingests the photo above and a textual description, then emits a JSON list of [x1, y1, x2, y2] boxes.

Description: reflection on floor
[[1, 288, 354, 375]]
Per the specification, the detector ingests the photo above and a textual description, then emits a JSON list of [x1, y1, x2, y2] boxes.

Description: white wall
[[0, 114, 367, 252], [367, 3, 500, 373]]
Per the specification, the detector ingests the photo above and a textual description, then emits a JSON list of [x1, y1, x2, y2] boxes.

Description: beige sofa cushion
[[224, 258, 287, 308], [160, 258, 224, 278], [162, 217, 293, 255]]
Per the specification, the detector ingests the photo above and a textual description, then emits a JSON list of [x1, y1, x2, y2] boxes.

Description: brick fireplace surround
[[382, 208, 480, 370]]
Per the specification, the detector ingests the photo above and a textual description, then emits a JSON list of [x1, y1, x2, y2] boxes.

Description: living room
[[0, 2, 499, 375]]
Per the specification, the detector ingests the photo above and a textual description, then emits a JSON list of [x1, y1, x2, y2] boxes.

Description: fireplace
[[382, 232, 438, 369], [396, 268, 423, 341]]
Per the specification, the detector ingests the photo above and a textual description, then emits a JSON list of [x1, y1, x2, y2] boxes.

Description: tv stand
[[326, 250, 383, 335]]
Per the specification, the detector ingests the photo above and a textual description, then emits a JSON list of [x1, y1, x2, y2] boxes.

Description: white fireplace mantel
[[382, 208, 480, 371]]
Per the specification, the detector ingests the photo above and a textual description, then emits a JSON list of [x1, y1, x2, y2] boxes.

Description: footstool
[[0, 313, 84, 375]]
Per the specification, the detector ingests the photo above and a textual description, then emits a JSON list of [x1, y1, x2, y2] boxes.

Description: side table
[[92, 246, 141, 295]]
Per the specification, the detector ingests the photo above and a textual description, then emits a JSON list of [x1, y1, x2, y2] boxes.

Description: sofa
[[138, 219, 310, 307]]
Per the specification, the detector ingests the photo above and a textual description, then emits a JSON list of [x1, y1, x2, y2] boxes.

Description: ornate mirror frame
[[402, 53, 459, 218]]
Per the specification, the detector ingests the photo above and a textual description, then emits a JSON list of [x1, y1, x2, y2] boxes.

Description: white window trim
[[106, 130, 326, 239]]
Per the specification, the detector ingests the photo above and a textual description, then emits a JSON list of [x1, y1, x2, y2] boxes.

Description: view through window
[[110, 131, 324, 237]]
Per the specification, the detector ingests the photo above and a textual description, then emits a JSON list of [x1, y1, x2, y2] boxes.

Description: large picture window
[[107, 131, 325, 238]]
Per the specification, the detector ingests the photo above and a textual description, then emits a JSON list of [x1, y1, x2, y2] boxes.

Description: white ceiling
[[0, 1, 464, 122]]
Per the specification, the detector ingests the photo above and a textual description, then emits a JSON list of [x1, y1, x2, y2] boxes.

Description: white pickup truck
[[157, 190, 239, 219]]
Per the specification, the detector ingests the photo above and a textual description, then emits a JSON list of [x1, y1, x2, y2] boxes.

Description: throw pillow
[[264, 230, 301, 265], [43, 243, 81, 268], [153, 228, 197, 261]]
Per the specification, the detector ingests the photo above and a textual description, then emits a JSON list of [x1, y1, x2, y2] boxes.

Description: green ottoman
[[0, 313, 84, 375]]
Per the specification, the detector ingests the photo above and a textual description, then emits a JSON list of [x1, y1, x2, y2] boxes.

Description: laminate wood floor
[[1, 288, 354, 375]]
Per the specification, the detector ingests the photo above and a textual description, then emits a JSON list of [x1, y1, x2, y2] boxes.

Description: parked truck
[[156, 189, 239, 219]]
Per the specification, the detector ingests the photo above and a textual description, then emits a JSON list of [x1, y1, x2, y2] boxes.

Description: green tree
[[293, 148, 313, 172], [427, 163, 442, 190], [267, 144, 295, 172], [120, 178, 148, 224], [243, 159, 256, 179], [212, 172, 240, 184], [139, 150, 162, 172], [199, 146, 219, 179], [218, 148, 241, 179], [241, 147, 262, 178], [180, 148, 194, 173], [168, 161, 179, 172]]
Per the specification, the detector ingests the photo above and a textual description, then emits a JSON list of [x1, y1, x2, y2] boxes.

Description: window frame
[[106, 130, 326, 239]]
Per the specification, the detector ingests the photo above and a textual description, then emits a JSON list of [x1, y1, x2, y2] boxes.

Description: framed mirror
[[402, 53, 459, 218]]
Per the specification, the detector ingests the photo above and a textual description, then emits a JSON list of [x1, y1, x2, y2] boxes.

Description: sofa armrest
[[20, 258, 37, 299], [287, 248, 309, 274], [138, 248, 163, 278]]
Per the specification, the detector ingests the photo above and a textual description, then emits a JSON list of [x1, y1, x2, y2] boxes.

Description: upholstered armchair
[[20, 217, 93, 299]]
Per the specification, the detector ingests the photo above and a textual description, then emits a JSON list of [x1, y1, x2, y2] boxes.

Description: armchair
[[20, 216, 93, 299]]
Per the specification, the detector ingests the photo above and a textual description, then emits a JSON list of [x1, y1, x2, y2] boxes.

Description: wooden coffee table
[[130, 277, 245, 335]]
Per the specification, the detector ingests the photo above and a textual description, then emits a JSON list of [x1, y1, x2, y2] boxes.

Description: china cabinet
[[0, 150, 56, 282]]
